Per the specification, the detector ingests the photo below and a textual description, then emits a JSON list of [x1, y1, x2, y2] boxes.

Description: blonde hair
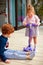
[[26, 5, 35, 15]]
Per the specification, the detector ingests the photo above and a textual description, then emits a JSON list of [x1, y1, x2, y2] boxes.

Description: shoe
[[23, 46, 32, 52]]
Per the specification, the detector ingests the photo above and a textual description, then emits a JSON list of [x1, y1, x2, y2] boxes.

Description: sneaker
[[23, 46, 32, 52]]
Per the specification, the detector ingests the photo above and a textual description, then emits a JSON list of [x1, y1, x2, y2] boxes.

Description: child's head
[[1, 23, 14, 37], [26, 5, 35, 17]]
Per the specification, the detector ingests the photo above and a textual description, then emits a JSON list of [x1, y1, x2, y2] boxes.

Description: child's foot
[[29, 51, 35, 60], [23, 46, 32, 52], [5, 59, 10, 63], [26, 51, 32, 55]]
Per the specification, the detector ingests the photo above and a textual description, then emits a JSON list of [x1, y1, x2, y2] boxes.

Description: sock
[[33, 44, 36, 51], [34, 44, 36, 48]]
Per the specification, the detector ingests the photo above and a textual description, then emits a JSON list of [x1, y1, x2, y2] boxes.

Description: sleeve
[[23, 17, 27, 26], [35, 15, 40, 25]]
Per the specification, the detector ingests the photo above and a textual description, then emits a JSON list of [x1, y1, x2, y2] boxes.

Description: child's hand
[[5, 59, 10, 63], [32, 24, 38, 27], [6, 42, 9, 48], [26, 23, 32, 27], [23, 21, 27, 26]]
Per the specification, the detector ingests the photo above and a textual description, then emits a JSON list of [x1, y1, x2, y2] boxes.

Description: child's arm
[[32, 24, 38, 27], [35, 15, 41, 26], [23, 17, 27, 26]]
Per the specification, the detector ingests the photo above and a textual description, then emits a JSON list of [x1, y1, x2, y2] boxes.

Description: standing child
[[23, 5, 40, 52], [0, 24, 35, 63]]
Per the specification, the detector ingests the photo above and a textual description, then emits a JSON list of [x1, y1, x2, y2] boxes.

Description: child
[[0, 24, 35, 63], [23, 5, 40, 52]]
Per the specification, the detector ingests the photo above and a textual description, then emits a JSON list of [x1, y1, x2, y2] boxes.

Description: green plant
[[32, 0, 43, 21], [37, 4, 43, 20]]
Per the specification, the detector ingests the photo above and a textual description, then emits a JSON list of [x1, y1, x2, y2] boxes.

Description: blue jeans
[[4, 49, 27, 60]]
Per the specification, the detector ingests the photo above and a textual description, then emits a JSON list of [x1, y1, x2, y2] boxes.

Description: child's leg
[[15, 50, 31, 55], [7, 49, 31, 55], [4, 49, 28, 60], [33, 37, 37, 51], [28, 37, 32, 47], [15, 51, 35, 60], [23, 37, 33, 51], [4, 49, 16, 59], [4, 49, 35, 60]]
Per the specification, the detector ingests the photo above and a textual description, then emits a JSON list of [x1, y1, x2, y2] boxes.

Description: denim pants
[[4, 49, 27, 60]]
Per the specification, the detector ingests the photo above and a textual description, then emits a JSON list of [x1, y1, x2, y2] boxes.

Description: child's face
[[27, 10, 34, 18], [4, 34, 11, 38], [3, 33, 14, 38], [5, 34, 11, 38], [7, 33, 13, 38]]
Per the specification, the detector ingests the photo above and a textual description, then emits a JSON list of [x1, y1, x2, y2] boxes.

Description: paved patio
[[0, 26, 43, 65]]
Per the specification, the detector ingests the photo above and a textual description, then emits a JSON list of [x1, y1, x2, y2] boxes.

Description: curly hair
[[1, 24, 14, 34]]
